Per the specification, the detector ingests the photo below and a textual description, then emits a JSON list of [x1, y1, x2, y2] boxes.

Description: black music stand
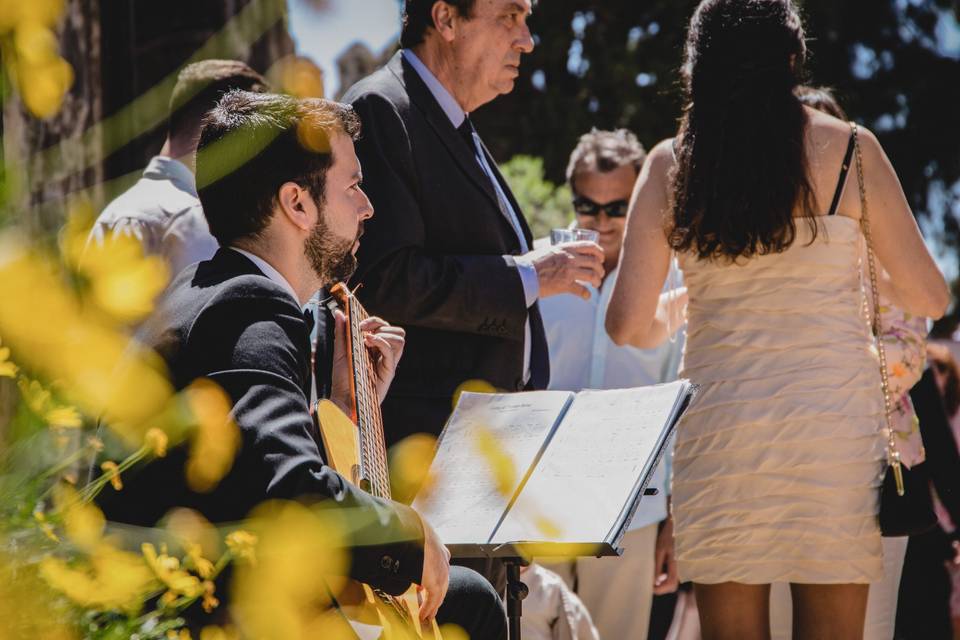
[[448, 486, 660, 640]]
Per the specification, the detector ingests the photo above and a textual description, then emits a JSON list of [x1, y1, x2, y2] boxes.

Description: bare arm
[[858, 127, 949, 318], [606, 140, 676, 347]]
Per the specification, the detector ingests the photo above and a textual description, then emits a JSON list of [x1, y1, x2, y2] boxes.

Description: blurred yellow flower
[[34, 510, 60, 542], [201, 580, 219, 613], [166, 629, 192, 640], [165, 508, 220, 562], [13, 21, 58, 65], [225, 530, 258, 566], [81, 232, 169, 324], [39, 543, 156, 614], [278, 55, 324, 99], [18, 0, 67, 26], [0, 244, 175, 436], [389, 433, 438, 505], [100, 460, 123, 491], [145, 427, 169, 458], [15, 50, 74, 119], [0, 551, 76, 639], [185, 543, 214, 579], [54, 484, 105, 550], [199, 626, 239, 640], [473, 426, 516, 497], [453, 378, 497, 410], [0, 338, 18, 377], [17, 377, 83, 428], [184, 379, 240, 493], [141, 543, 203, 599], [231, 502, 351, 640], [86, 435, 104, 452]]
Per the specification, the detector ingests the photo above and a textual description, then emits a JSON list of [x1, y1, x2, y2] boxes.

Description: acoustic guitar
[[314, 283, 442, 640]]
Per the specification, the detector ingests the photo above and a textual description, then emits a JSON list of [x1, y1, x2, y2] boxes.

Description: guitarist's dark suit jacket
[[342, 52, 549, 445], [96, 248, 423, 595]]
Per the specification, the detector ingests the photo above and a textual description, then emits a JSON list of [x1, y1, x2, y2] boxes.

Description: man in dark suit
[[97, 90, 506, 638], [342, 0, 605, 446]]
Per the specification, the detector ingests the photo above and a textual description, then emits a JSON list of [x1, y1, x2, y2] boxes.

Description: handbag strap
[[851, 122, 905, 496]]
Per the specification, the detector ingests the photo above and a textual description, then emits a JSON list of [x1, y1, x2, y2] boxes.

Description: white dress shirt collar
[[402, 49, 467, 128], [143, 156, 197, 197], [229, 247, 302, 308]]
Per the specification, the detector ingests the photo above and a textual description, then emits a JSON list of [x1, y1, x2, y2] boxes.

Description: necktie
[[456, 116, 476, 149], [457, 117, 529, 252], [302, 307, 316, 335]]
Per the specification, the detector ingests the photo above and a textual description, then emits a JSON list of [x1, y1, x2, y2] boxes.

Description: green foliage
[[501, 155, 574, 240]]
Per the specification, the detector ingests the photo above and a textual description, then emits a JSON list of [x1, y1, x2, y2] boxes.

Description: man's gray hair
[[565, 128, 647, 193]]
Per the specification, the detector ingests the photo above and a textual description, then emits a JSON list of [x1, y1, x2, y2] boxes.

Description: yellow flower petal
[[100, 461, 123, 491], [14, 22, 59, 66], [278, 55, 325, 99], [184, 380, 240, 493], [0, 342, 18, 378], [185, 543, 214, 579], [0, 245, 175, 438], [225, 530, 258, 566], [17, 55, 73, 119], [145, 427, 169, 457], [231, 502, 350, 639], [473, 427, 516, 497], [141, 543, 203, 598], [201, 580, 219, 613], [54, 484, 105, 550], [45, 405, 82, 428], [82, 232, 169, 323], [39, 543, 156, 613], [18, 0, 66, 26]]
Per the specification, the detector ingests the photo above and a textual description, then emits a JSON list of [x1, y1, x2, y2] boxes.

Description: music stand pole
[[504, 557, 529, 640]]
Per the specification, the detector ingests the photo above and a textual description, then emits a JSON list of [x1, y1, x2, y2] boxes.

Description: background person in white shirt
[[538, 129, 687, 640], [86, 60, 267, 276]]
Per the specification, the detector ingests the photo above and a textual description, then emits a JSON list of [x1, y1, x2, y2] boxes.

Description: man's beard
[[304, 210, 358, 286]]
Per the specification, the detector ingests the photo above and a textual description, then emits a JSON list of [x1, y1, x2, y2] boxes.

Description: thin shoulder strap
[[826, 128, 857, 216]]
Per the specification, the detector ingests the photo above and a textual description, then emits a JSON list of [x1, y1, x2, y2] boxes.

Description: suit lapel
[[388, 53, 502, 213], [209, 248, 314, 400]]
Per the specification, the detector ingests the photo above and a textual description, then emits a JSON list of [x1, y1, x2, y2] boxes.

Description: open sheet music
[[413, 380, 693, 553]]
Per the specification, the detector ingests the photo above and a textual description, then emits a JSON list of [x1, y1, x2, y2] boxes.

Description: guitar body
[[316, 400, 442, 640]]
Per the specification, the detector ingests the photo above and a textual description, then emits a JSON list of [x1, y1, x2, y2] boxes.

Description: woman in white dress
[[606, 1, 950, 638]]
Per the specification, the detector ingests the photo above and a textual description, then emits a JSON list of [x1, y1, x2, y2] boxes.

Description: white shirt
[[402, 48, 539, 383], [86, 156, 218, 276], [539, 257, 685, 530], [229, 247, 301, 306]]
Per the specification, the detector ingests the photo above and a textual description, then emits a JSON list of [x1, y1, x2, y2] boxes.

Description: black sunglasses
[[572, 195, 629, 218]]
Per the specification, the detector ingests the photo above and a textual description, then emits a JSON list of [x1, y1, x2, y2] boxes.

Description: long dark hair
[[669, 0, 818, 261]]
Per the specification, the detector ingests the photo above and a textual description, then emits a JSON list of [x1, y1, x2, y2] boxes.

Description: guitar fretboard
[[332, 284, 392, 500]]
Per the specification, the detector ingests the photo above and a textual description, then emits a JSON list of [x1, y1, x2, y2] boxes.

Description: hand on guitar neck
[[330, 308, 406, 410]]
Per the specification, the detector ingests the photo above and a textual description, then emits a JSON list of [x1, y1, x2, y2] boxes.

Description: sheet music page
[[492, 381, 688, 545], [412, 390, 573, 545]]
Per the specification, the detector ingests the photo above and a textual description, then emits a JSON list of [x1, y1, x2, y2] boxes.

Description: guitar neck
[[331, 283, 392, 501]]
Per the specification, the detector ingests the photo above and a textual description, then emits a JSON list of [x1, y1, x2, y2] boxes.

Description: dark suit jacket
[[96, 248, 423, 595], [342, 52, 548, 441]]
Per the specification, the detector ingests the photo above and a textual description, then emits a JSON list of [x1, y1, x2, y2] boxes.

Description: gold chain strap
[[851, 122, 904, 496]]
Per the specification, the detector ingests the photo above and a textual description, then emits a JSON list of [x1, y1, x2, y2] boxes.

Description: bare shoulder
[[648, 137, 678, 170], [642, 138, 678, 191], [804, 106, 853, 147]]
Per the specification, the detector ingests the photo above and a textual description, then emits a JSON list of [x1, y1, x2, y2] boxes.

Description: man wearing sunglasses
[[536, 128, 686, 640]]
